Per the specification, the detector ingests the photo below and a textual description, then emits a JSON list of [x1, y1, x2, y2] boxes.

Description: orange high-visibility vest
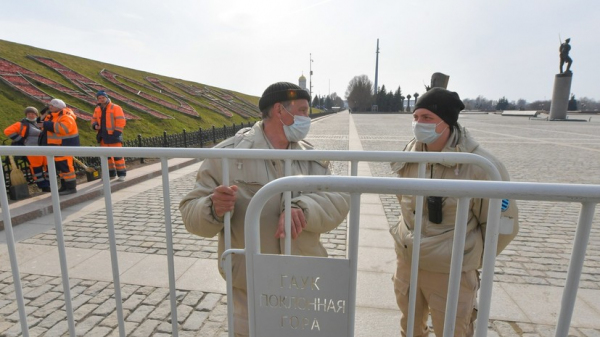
[[4, 119, 32, 145], [42, 108, 80, 146], [92, 102, 126, 135]]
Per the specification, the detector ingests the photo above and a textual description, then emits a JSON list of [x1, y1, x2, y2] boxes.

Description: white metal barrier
[[2, 146, 594, 337], [237, 176, 600, 337]]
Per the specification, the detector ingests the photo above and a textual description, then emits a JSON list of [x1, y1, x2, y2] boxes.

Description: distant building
[[299, 73, 307, 90]]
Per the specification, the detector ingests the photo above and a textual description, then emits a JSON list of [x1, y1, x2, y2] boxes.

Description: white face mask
[[412, 121, 446, 144], [280, 104, 311, 142]]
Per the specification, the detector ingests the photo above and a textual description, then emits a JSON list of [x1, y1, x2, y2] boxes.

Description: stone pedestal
[[549, 72, 573, 120]]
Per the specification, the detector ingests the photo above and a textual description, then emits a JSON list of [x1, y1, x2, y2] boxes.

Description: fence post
[[199, 128, 203, 148], [163, 131, 168, 147], [212, 126, 216, 144], [138, 134, 144, 164], [223, 124, 227, 139], [183, 129, 187, 148]]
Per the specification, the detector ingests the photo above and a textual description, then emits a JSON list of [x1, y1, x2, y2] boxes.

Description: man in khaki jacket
[[179, 82, 350, 337], [389, 88, 519, 337]]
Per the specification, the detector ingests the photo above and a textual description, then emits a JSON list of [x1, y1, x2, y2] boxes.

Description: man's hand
[[275, 208, 306, 239], [210, 185, 238, 217], [94, 125, 100, 130]]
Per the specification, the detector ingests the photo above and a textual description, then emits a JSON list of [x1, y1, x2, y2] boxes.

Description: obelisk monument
[[374, 39, 379, 96]]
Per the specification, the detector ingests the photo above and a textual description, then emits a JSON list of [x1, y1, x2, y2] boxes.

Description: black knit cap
[[258, 82, 310, 111], [413, 87, 465, 127]]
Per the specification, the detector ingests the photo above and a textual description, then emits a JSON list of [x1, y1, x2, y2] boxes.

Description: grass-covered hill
[[0, 39, 261, 146]]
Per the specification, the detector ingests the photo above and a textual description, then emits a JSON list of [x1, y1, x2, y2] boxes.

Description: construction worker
[[39, 99, 80, 195], [3, 106, 50, 192], [92, 90, 126, 181]]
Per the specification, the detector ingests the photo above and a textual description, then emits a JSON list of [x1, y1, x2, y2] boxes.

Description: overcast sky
[[1, 0, 598, 102]]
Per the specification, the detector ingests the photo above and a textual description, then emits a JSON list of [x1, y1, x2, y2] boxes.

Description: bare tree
[[345, 75, 373, 111], [578, 97, 600, 111], [526, 100, 551, 111]]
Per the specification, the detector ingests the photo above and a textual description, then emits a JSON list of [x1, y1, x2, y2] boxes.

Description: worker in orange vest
[[92, 90, 127, 181], [4, 106, 50, 192], [39, 99, 80, 195]]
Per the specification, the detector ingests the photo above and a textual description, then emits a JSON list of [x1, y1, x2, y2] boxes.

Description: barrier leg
[[554, 202, 596, 337]]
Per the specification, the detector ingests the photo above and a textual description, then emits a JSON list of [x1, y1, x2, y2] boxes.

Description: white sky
[[1, 0, 598, 102]]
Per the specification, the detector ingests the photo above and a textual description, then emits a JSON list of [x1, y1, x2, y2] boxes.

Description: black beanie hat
[[413, 87, 465, 127], [258, 82, 310, 111]]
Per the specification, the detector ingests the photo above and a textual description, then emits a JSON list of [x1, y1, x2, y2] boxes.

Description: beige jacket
[[179, 121, 350, 289], [390, 126, 519, 273]]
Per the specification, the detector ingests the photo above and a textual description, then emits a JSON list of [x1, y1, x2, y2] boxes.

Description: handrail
[[0, 146, 502, 181]]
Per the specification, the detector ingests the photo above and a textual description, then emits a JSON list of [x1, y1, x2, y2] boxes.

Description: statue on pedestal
[[559, 38, 573, 74]]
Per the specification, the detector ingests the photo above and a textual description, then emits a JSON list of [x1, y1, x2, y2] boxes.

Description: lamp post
[[309, 53, 314, 117]]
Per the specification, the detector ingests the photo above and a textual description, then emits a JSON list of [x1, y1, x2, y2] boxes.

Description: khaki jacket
[[390, 126, 519, 273], [179, 121, 350, 289]]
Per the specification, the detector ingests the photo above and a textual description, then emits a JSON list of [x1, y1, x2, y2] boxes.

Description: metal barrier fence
[[238, 176, 600, 337], [1, 122, 255, 191], [1, 146, 597, 337], [1, 110, 336, 190]]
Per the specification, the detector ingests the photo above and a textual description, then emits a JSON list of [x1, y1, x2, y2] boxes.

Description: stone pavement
[[1, 110, 600, 336]]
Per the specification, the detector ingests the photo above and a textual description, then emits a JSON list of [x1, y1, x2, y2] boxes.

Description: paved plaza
[[1, 111, 600, 336]]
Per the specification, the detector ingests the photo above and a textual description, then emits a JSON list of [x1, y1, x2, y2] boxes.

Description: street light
[[309, 53, 313, 117]]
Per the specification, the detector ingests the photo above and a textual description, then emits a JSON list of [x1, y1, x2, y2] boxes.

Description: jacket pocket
[[393, 272, 410, 297], [104, 133, 121, 144], [233, 180, 263, 197]]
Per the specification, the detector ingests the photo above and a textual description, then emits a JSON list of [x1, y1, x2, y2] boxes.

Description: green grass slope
[[0, 39, 260, 146]]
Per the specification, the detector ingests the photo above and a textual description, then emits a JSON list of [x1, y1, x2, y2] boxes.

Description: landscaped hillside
[[0, 39, 260, 146]]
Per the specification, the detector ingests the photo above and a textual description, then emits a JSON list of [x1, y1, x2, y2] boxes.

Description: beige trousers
[[233, 287, 249, 337], [393, 258, 478, 337]]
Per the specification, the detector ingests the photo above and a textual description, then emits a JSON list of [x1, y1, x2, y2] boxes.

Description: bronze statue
[[559, 38, 573, 74]]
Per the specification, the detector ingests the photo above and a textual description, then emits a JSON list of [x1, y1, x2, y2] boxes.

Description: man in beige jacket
[[179, 82, 350, 336], [390, 88, 519, 337]]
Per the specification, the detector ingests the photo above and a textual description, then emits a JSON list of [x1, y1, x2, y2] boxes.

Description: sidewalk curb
[[0, 158, 200, 231]]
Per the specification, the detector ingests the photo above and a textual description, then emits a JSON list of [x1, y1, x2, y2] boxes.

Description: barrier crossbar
[[7, 145, 580, 337]]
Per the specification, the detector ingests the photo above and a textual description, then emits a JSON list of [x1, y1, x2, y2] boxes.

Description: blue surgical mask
[[281, 105, 311, 142], [412, 121, 446, 144]]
